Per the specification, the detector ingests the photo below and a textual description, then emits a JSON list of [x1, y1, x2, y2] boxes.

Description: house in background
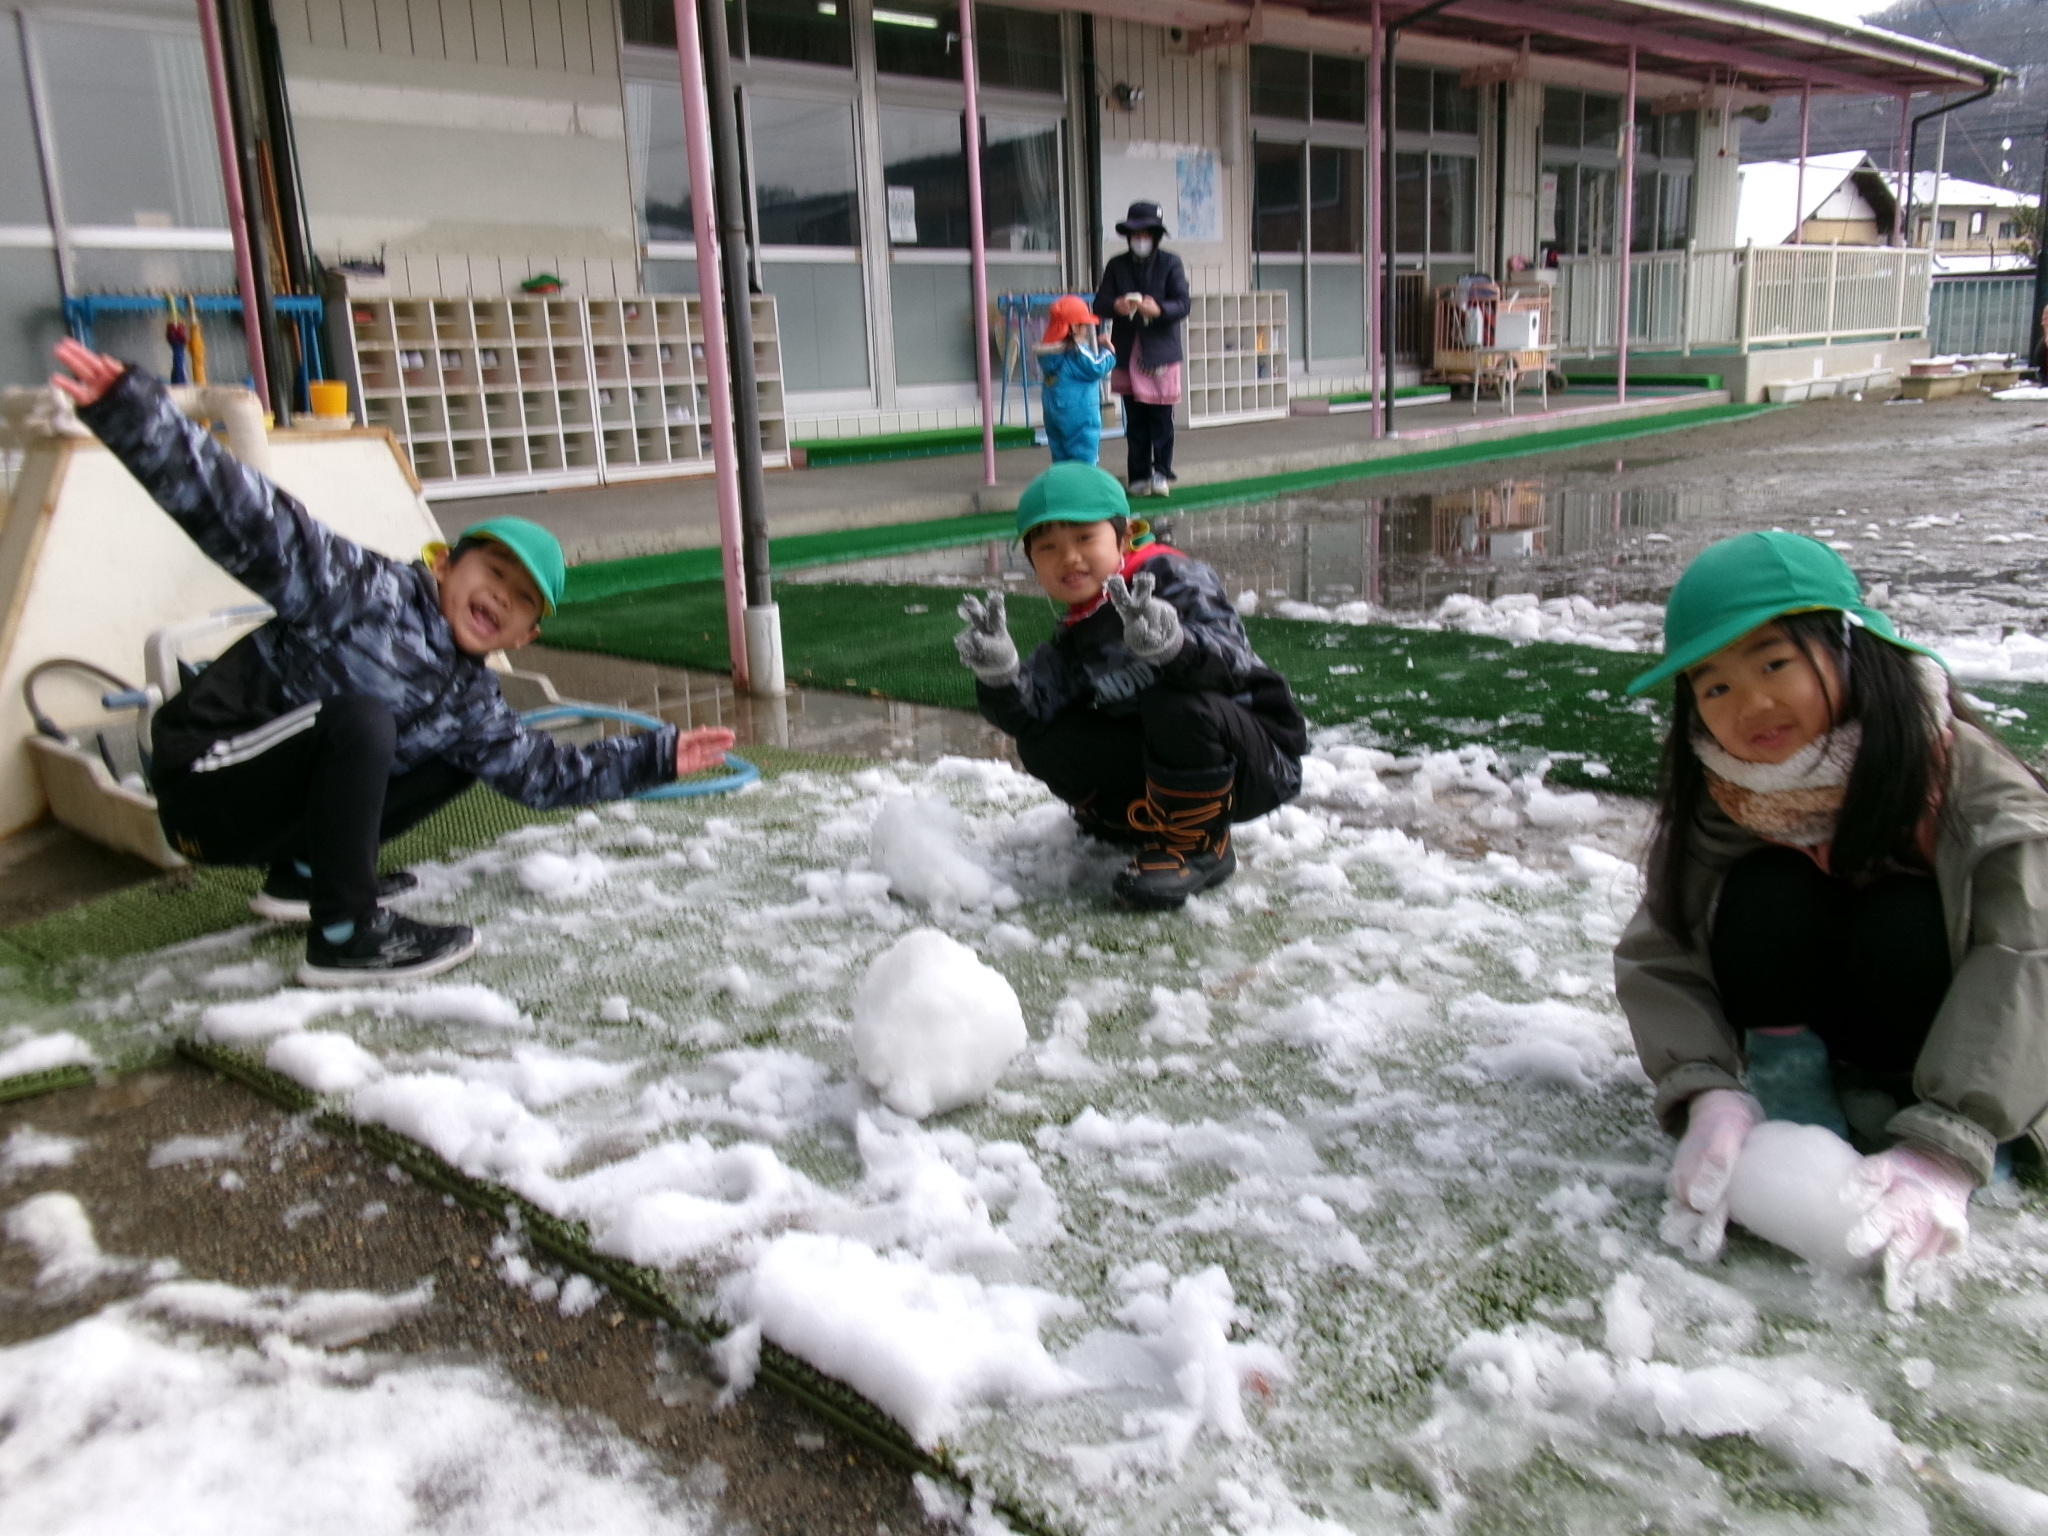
[[1734, 151, 2035, 274], [1735, 151, 1898, 246], [1909, 172, 2036, 273]]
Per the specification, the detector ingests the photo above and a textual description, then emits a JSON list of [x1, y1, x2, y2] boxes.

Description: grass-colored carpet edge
[[563, 401, 1782, 605], [157, 1039, 1066, 1536]]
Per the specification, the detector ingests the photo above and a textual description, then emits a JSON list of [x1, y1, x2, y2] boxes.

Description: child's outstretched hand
[[1848, 1144, 1974, 1311], [954, 591, 1019, 685], [677, 726, 737, 776], [50, 338, 125, 407], [1660, 1087, 1763, 1262], [1103, 572, 1183, 663]]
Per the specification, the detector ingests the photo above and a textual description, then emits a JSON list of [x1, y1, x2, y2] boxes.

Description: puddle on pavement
[[790, 474, 1723, 618], [522, 644, 1016, 763]]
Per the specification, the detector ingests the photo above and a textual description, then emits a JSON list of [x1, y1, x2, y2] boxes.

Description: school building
[[0, 0, 2005, 498]]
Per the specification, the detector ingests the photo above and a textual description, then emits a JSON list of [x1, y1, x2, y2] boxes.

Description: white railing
[[1553, 243, 1932, 356]]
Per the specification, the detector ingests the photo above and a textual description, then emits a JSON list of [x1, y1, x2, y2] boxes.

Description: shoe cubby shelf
[[1184, 291, 1290, 429], [342, 294, 788, 499]]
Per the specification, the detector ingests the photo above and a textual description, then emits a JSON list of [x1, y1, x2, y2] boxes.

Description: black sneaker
[[252, 867, 419, 923], [297, 909, 479, 987]]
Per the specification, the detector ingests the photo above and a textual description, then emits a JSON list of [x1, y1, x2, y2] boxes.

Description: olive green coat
[[1614, 722, 2048, 1184]]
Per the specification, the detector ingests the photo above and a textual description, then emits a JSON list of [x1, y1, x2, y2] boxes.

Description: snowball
[[516, 850, 609, 900], [851, 929, 1026, 1119], [870, 796, 1004, 910], [1725, 1121, 1876, 1274]]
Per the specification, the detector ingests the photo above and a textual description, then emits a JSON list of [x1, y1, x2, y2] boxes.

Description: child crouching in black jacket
[[955, 461, 1306, 909]]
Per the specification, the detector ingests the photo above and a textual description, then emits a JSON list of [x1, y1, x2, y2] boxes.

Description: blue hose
[[519, 703, 761, 799]]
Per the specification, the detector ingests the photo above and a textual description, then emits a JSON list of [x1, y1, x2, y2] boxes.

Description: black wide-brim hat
[[1115, 200, 1167, 236]]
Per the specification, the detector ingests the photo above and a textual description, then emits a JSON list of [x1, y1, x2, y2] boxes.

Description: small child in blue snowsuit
[[1034, 295, 1116, 466]]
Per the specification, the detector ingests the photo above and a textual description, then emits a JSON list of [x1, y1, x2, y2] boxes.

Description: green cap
[[1015, 461, 1130, 541], [1626, 530, 1943, 695], [459, 515, 566, 616]]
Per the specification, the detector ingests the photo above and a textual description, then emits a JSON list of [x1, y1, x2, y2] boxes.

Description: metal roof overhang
[[1029, 0, 2005, 100]]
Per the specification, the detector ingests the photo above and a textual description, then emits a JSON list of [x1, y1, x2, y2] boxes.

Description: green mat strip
[[562, 401, 1777, 605], [0, 1063, 97, 1104], [795, 423, 1037, 468], [166, 1040, 1061, 1535], [1564, 372, 1726, 391]]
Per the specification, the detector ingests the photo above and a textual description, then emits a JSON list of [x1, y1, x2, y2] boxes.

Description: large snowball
[[852, 929, 1026, 1119], [1726, 1120, 1876, 1274]]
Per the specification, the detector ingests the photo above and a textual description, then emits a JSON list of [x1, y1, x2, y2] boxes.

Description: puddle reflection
[[793, 476, 1725, 618]]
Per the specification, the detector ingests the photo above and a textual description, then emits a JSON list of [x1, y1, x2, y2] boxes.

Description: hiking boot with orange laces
[[1112, 762, 1237, 910]]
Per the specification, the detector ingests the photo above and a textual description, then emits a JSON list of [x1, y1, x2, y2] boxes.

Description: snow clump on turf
[[852, 928, 1026, 1119], [719, 1229, 1082, 1446]]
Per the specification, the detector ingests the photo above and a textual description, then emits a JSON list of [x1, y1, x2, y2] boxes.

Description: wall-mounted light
[[1111, 82, 1144, 111], [873, 5, 940, 27]]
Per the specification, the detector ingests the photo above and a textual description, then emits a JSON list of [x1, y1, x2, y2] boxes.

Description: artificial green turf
[[0, 745, 869, 977], [541, 577, 2048, 801], [560, 401, 1780, 605]]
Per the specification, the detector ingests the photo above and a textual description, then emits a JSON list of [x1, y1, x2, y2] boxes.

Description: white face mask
[[1129, 236, 1155, 259]]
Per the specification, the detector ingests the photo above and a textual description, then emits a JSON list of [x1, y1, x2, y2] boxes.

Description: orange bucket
[[307, 380, 350, 419]]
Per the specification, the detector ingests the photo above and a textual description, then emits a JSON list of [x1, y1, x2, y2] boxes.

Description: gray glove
[[954, 591, 1019, 685], [1103, 571, 1184, 663]]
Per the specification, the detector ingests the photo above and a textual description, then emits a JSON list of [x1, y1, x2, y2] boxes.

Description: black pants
[[155, 695, 473, 927], [1708, 845, 1951, 1077], [1123, 397, 1176, 483], [1015, 689, 1288, 828]]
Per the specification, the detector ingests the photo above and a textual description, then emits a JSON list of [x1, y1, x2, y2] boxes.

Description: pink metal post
[[1892, 93, 1912, 245], [1367, 0, 1384, 439], [195, 0, 270, 409], [1793, 81, 1811, 245], [961, 0, 997, 486], [1615, 45, 1637, 403], [673, 0, 750, 687]]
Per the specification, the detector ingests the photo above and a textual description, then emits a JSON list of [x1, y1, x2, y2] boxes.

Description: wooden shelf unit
[[343, 293, 788, 499], [1184, 292, 1290, 428]]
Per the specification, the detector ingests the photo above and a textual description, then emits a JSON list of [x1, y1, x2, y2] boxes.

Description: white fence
[[1553, 244, 1931, 356]]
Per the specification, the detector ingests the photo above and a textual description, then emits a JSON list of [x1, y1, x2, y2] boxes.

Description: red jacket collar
[[1063, 542, 1176, 624]]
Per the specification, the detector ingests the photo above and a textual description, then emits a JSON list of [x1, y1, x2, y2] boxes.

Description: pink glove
[[1848, 1145, 1975, 1311], [1661, 1089, 1764, 1262]]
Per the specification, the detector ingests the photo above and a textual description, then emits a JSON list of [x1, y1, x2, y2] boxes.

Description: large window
[[1391, 66, 1479, 273], [870, 3, 1060, 93], [622, 2, 1064, 404], [1542, 87, 1694, 258], [1249, 45, 1388, 369], [752, 94, 861, 246], [622, 0, 854, 68], [1, 12, 246, 387]]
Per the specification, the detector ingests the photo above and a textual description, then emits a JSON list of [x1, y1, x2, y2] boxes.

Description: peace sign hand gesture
[[1103, 571, 1183, 662], [954, 591, 1019, 685]]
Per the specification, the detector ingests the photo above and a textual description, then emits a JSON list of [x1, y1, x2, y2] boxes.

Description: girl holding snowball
[[1613, 531, 2048, 1306]]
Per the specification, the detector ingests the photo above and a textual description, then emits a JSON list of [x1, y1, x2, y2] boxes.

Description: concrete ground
[[443, 385, 1716, 562]]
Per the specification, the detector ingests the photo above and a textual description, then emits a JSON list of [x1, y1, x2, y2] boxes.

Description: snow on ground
[[0, 1196, 717, 1533], [1258, 587, 2048, 688], [7, 741, 2048, 1532]]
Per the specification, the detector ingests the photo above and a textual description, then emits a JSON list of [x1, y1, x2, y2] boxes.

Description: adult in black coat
[[1093, 201, 1190, 497]]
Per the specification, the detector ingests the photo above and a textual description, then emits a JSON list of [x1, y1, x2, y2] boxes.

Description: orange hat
[[1042, 295, 1099, 345]]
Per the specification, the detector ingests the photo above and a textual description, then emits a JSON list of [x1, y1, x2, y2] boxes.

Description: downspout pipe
[[962, 0, 997, 488], [194, 0, 271, 415], [700, 0, 782, 692], [215, 0, 291, 421], [1367, 0, 1383, 439], [700, 0, 770, 611], [1617, 45, 1636, 403], [1378, 0, 1463, 440], [1903, 84, 1997, 245], [672, 0, 751, 691]]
